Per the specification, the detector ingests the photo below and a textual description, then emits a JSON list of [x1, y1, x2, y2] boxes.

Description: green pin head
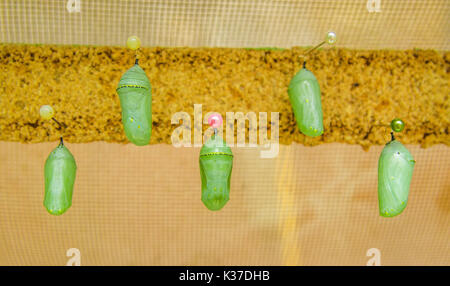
[[391, 118, 405, 133]]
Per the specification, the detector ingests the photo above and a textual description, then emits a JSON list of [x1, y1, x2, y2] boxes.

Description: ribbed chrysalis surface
[[288, 67, 323, 137], [117, 64, 152, 146], [199, 135, 233, 211], [378, 140, 415, 217], [44, 141, 77, 215]]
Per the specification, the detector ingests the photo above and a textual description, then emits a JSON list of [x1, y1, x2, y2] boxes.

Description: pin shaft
[[52, 117, 63, 129], [304, 41, 326, 56]]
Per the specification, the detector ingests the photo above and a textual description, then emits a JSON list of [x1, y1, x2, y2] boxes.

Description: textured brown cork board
[[0, 44, 449, 149]]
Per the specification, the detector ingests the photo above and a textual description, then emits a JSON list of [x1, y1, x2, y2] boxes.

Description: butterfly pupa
[[288, 66, 323, 137], [44, 138, 77, 216], [116, 63, 152, 146], [378, 137, 415, 217], [199, 134, 233, 211]]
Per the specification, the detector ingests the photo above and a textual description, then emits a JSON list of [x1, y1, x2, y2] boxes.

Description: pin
[[127, 35, 141, 65], [301, 31, 337, 65], [40, 105, 66, 131]]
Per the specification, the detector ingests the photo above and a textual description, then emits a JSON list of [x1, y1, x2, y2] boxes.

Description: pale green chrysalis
[[288, 66, 323, 137], [378, 138, 415, 217], [199, 135, 233, 211], [44, 139, 77, 216], [116, 62, 152, 146]]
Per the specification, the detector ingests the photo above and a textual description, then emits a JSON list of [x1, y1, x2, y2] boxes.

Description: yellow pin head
[[40, 105, 54, 120], [127, 36, 141, 50]]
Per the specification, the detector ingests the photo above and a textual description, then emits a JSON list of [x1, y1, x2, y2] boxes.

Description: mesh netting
[[0, 0, 449, 49], [0, 142, 449, 265]]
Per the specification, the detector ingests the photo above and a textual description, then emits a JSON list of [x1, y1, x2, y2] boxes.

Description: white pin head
[[326, 31, 337, 45]]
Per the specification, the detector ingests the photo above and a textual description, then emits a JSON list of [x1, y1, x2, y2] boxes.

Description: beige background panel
[[0, 0, 449, 50], [0, 142, 448, 265]]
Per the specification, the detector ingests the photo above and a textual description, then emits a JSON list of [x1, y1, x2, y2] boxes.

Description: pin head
[[208, 113, 223, 128], [127, 36, 141, 50], [391, 118, 405, 132], [40, 105, 54, 120], [326, 31, 337, 45]]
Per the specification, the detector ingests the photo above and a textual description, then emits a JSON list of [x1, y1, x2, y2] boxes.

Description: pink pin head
[[208, 113, 223, 128]]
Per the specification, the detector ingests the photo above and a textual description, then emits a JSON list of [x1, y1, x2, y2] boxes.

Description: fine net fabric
[[0, 0, 449, 50], [0, 143, 449, 265]]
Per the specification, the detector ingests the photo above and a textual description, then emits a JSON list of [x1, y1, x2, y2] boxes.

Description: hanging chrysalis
[[40, 105, 77, 215], [44, 137, 77, 215], [378, 119, 415, 217], [288, 31, 336, 137], [199, 114, 233, 211], [288, 66, 323, 137], [116, 36, 152, 146]]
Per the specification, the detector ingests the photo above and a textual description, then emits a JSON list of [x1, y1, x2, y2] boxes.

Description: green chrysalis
[[44, 139, 77, 216], [116, 63, 152, 146], [288, 66, 323, 137], [199, 135, 233, 211], [378, 138, 415, 217]]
